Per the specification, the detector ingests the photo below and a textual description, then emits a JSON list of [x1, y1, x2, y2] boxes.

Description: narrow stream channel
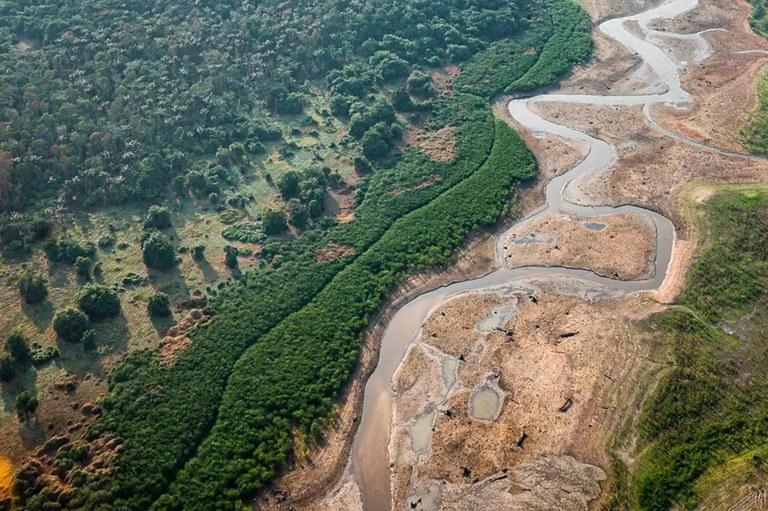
[[346, 0, 766, 509]]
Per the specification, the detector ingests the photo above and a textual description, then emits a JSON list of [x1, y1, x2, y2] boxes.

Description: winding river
[[345, 0, 764, 509]]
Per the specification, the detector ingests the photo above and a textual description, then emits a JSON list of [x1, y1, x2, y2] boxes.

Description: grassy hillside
[[621, 190, 768, 510]]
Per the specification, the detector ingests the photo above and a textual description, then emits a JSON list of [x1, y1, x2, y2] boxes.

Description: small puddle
[[0, 456, 13, 499], [410, 410, 436, 452], [583, 221, 606, 231], [470, 385, 502, 421], [476, 303, 518, 332], [440, 357, 459, 390], [513, 232, 554, 245]]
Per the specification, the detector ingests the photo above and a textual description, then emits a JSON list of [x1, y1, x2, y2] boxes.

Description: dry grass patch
[[406, 125, 457, 163]]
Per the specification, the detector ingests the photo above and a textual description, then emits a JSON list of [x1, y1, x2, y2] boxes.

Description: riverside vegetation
[[0, 0, 592, 508]]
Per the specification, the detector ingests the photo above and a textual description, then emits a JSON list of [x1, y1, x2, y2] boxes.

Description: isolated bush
[[53, 307, 90, 343], [263, 210, 288, 235], [15, 391, 38, 418], [5, 329, 30, 361], [74, 256, 92, 279], [147, 293, 172, 318], [191, 245, 206, 260], [144, 205, 172, 230], [18, 273, 48, 304], [78, 284, 120, 320], [142, 231, 177, 270], [224, 246, 239, 270]]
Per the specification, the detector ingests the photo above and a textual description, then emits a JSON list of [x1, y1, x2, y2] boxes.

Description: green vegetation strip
[[161, 120, 535, 509], [629, 191, 768, 510]]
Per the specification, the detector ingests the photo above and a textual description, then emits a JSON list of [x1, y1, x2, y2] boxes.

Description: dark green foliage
[[0, 355, 14, 382], [6, 329, 30, 361], [74, 256, 93, 279], [52, 307, 90, 343], [224, 246, 239, 270], [18, 272, 48, 304], [263, 210, 288, 235], [15, 391, 38, 418], [143, 206, 172, 230], [631, 191, 768, 509], [147, 293, 172, 318], [288, 200, 310, 229], [0, 0, 531, 213], [44, 239, 96, 265], [142, 232, 177, 271], [407, 70, 435, 98], [221, 223, 265, 244], [191, 245, 206, 260], [77, 284, 120, 320], [278, 171, 301, 199]]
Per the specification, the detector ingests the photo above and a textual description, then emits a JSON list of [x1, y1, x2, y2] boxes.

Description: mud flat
[[503, 211, 656, 280]]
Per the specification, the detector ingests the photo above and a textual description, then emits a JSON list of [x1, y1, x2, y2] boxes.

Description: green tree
[[52, 307, 90, 343], [288, 200, 309, 228], [278, 171, 301, 199], [263, 210, 288, 235], [144, 205, 172, 230], [74, 256, 93, 279], [224, 246, 240, 270], [15, 391, 38, 419], [142, 232, 178, 270], [18, 273, 48, 304], [5, 329, 30, 361], [78, 284, 121, 320], [147, 293, 172, 317]]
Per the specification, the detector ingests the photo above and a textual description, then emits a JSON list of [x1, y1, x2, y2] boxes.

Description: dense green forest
[[621, 190, 768, 510], [1, 0, 594, 508], [0, 0, 523, 213]]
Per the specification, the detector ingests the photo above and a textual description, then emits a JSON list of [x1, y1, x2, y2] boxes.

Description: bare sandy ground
[[502, 211, 656, 280]]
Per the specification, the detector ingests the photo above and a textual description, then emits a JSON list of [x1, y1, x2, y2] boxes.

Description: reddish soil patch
[[315, 243, 356, 263], [432, 65, 460, 92], [159, 309, 211, 365]]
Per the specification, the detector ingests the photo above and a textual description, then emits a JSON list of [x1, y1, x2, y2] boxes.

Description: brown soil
[[502, 211, 656, 280], [431, 65, 460, 93], [405, 126, 457, 163], [315, 243, 356, 263]]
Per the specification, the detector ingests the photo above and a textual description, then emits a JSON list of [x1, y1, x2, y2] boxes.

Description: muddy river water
[[344, 0, 759, 509]]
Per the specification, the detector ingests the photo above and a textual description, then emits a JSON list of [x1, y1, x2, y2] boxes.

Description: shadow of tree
[[21, 301, 54, 334]]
